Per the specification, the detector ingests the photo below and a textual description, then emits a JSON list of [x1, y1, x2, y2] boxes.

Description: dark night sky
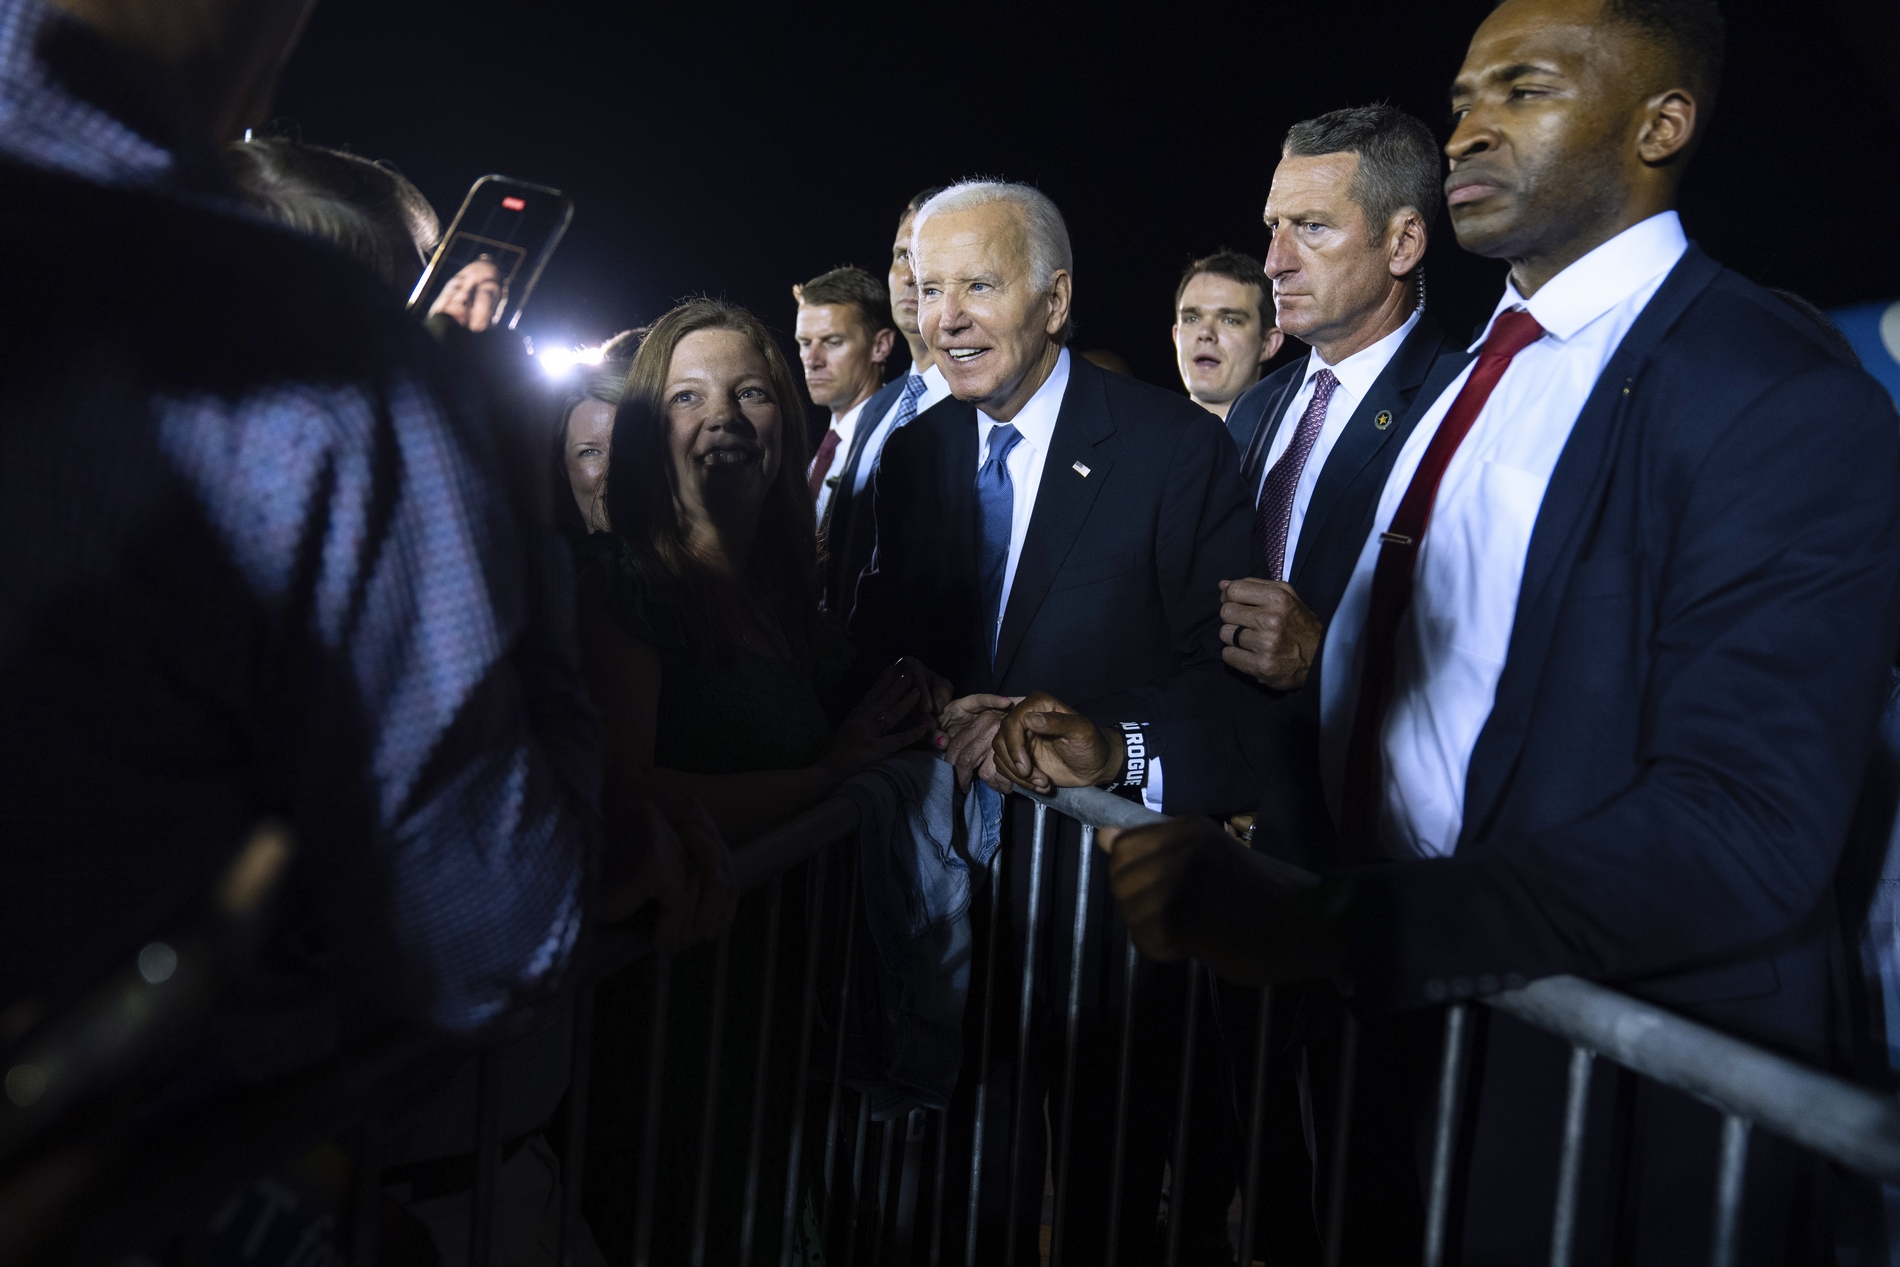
[[273, 0, 1900, 410]]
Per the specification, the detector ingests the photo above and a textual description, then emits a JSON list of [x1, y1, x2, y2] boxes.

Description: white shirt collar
[[979, 347, 1070, 456], [832, 395, 869, 445], [1481, 210, 1688, 347], [1306, 305, 1423, 400]]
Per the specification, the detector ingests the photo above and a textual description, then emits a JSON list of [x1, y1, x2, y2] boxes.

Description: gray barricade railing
[[19, 784, 1900, 1267]]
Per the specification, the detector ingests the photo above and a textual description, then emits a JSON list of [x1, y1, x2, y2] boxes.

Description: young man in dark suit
[[1092, 0, 1900, 1260], [822, 189, 953, 621], [849, 180, 1252, 1263]]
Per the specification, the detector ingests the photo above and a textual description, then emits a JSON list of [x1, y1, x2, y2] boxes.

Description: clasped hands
[[971, 690, 1348, 986], [932, 570, 1343, 987]]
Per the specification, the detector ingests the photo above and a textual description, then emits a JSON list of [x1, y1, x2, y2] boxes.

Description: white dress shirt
[[1259, 307, 1421, 566], [812, 395, 869, 525], [1320, 211, 1688, 858], [976, 347, 1070, 633], [853, 362, 952, 498]]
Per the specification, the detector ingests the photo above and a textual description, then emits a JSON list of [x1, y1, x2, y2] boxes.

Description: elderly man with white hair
[[850, 179, 1254, 1263]]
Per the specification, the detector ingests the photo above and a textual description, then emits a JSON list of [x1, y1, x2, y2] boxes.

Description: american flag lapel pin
[[1072, 461, 1091, 478]]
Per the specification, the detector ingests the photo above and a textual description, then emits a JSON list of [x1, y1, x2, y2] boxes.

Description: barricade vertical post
[[689, 931, 734, 1267], [1003, 804, 1051, 1267], [965, 852, 1006, 1267], [1164, 962, 1203, 1267], [1322, 1014, 1359, 1267], [741, 874, 785, 1265], [632, 951, 673, 1267], [1423, 1004, 1471, 1267], [1049, 823, 1095, 1267], [1710, 1115, 1750, 1267], [894, 1108, 925, 1264], [1549, 1046, 1594, 1267], [873, 1115, 898, 1265], [822, 856, 863, 1246], [349, 1112, 385, 1267], [471, 1048, 501, 1267], [1237, 985, 1273, 1265], [1104, 934, 1140, 1267], [781, 853, 831, 1267], [559, 991, 596, 1267], [931, 1106, 950, 1267], [847, 1095, 872, 1265]]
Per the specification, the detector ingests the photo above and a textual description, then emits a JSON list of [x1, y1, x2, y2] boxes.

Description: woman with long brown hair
[[576, 299, 935, 1264]]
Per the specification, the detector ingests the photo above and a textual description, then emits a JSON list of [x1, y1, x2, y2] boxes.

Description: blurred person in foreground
[[1019, 0, 1900, 1260], [576, 300, 940, 1264], [0, 0, 730, 1102], [226, 134, 438, 295], [849, 180, 1252, 1262], [821, 186, 954, 619], [1172, 249, 1282, 437], [794, 266, 895, 530]]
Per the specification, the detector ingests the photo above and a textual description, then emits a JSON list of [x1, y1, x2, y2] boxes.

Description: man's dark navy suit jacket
[[1156, 313, 1473, 820], [848, 353, 1251, 796], [1345, 248, 1900, 1057], [820, 374, 908, 618]]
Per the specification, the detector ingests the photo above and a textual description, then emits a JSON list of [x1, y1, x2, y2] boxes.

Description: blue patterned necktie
[[976, 423, 1024, 662], [890, 372, 928, 434]]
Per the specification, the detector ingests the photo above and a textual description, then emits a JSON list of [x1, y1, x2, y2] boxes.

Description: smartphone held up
[[408, 175, 573, 332]]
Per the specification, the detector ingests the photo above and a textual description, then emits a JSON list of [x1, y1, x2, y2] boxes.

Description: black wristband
[[1109, 721, 1151, 789]]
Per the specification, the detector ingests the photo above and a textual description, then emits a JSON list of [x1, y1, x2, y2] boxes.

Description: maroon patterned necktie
[[807, 426, 841, 502], [1253, 368, 1339, 581], [1335, 307, 1546, 860]]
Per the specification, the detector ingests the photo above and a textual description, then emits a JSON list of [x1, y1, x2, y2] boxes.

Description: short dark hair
[[904, 186, 947, 220], [1282, 104, 1443, 253], [1602, 0, 1726, 113], [794, 265, 895, 338], [226, 137, 439, 293], [1175, 251, 1270, 327]]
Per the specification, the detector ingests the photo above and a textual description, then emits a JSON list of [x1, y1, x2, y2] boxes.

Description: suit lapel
[[1240, 368, 1302, 493], [1289, 319, 1466, 586], [826, 378, 903, 534], [1458, 246, 1724, 845], [990, 357, 1114, 686]]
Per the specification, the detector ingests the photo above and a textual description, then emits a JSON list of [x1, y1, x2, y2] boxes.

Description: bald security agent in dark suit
[[849, 180, 1250, 1264]]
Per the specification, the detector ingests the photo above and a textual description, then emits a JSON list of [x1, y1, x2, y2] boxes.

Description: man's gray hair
[[1283, 104, 1442, 248], [915, 180, 1074, 344]]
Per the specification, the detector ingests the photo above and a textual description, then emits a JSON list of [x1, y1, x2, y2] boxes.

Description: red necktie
[[807, 427, 842, 502], [1336, 307, 1546, 860]]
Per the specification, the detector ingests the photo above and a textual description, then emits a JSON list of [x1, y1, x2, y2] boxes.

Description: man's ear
[[1387, 209, 1427, 280], [1638, 88, 1699, 166], [1260, 327, 1284, 365], [1045, 270, 1074, 337], [872, 327, 896, 366]]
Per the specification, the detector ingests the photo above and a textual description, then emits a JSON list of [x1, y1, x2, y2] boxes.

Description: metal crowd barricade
[[478, 781, 1900, 1267], [17, 787, 1900, 1267]]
